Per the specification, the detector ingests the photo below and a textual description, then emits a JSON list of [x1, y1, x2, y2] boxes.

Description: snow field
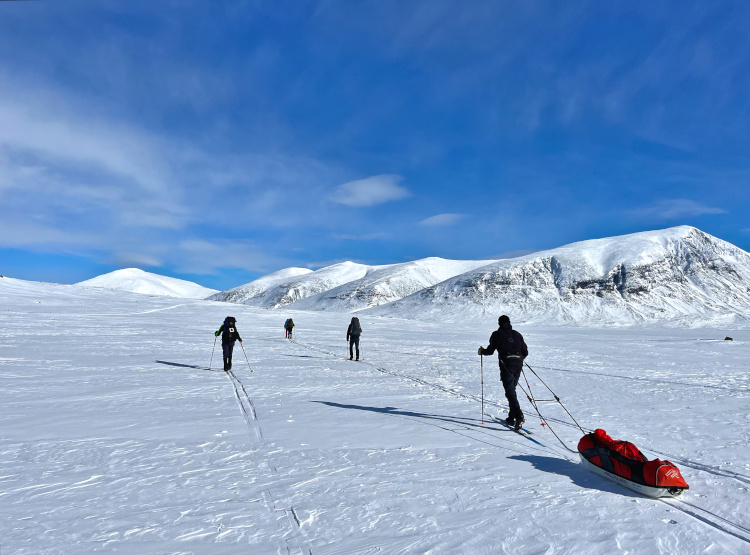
[[1, 280, 749, 553]]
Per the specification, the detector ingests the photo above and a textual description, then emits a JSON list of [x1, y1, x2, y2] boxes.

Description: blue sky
[[1, 1, 749, 290]]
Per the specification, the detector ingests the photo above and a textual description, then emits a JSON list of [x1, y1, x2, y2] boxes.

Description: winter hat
[[498, 315, 511, 326]]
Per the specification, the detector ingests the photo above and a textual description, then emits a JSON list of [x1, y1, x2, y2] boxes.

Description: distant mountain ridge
[[288, 258, 497, 312], [366, 226, 750, 326], [207, 262, 380, 307], [210, 226, 750, 327]]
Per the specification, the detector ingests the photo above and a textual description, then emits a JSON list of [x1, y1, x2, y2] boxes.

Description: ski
[[486, 413, 534, 434], [484, 413, 545, 446]]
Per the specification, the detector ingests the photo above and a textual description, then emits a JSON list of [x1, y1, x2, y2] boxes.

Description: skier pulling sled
[[578, 429, 689, 498]]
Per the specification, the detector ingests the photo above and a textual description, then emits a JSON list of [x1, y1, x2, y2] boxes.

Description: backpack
[[222, 317, 238, 342], [350, 317, 362, 335], [497, 329, 524, 357], [285, 318, 294, 329]]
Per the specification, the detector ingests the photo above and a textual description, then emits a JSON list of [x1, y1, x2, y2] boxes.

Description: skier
[[346, 316, 362, 360], [284, 318, 295, 339], [215, 316, 242, 371], [478, 315, 528, 430]]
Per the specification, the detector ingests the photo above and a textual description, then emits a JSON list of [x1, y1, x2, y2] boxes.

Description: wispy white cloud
[[0, 76, 346, 275], [0, 219, 102, 250], [629, 198, 727, 220], [419, 213, 466, 227], [330, 175, 411, 207], [174, 239, 280, 275], [0, 87, 187, 231], [331, 232, 390, 241], [107, 252, 163, 268]]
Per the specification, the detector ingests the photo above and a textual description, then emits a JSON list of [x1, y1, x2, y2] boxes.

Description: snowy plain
[[1, 276, 749, 554]]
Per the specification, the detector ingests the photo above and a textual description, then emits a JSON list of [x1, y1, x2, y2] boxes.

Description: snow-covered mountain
[[366, 226, 750, 326], [207, 267, 315, 305], [76, 268, 217, 299], [207, 262, 380, 307], [288, 257, 497, 312]]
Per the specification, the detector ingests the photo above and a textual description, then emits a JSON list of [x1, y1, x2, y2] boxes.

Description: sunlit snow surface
[[76, 268, 218, 299], [1, 277, 749, 554]]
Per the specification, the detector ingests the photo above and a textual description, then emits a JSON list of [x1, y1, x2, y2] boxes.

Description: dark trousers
[[285, 328, 293, 338], [222, 341, 235, 370], [501, 367, 523, 422], [349, 336, 360, 359]]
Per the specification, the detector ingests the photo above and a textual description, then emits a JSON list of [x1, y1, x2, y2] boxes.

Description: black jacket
[[481, 323, 527, 372], [346, 320, 362, 340]]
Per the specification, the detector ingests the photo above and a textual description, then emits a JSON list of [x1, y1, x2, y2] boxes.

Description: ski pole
[[240, 341, 253, 372], [209, 336, 217, 370], [481, 354, 484, 424]]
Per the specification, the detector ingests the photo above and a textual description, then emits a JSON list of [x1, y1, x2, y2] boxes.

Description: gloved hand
[[477, 347, 484, 355], [215, 330, 220, 337]]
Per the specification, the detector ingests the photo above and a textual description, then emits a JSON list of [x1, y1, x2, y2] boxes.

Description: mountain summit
[[76, 268, 217, 299]]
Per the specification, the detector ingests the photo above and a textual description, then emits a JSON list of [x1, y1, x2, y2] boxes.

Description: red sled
[[578, 429, 689, 498]]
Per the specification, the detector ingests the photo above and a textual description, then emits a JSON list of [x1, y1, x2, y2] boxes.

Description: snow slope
[[76, 268, 217, 299], [1, 279, 749, 553], [207, 266, 314, 305], [289, 257, 497, 312], [209, 262, 382, 308], [367, 226, 750, 327]]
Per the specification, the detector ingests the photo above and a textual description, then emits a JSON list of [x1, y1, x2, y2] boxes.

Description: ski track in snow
[[1, 283, 749, 553], [224, 367, 312, 555], [288, 336, 750, 547]]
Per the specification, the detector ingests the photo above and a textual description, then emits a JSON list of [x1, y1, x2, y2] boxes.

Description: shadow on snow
[[155, 360, 222, 372], [315, 401, 510, 433], [315, 401, 641, 497], [509, 455, 642, 497]]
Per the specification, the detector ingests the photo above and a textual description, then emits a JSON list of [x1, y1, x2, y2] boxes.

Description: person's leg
[[354, 336, 360, 360], [222, 342, 231, 370], [349, 337, 354, 359], [501, 369, 522, 423], [224, 341, 235, 370]]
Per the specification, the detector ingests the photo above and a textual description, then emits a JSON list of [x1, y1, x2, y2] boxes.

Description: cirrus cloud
[[419, 213, 467, 227], [628, 198, 727, 221]]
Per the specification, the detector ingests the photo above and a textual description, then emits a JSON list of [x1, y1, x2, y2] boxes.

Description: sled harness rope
[[517, 362, 586, 454]]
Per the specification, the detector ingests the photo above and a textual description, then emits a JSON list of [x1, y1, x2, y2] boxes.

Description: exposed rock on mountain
[[365, 226, 750, 326], [207, 262, 377, 307], [289, 258, 496, 312]]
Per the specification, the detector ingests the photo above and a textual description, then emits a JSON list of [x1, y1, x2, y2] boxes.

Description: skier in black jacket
[[215, 316, 242, 371], [346, 317, 362, 360], [479, 315, 528, 430]]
